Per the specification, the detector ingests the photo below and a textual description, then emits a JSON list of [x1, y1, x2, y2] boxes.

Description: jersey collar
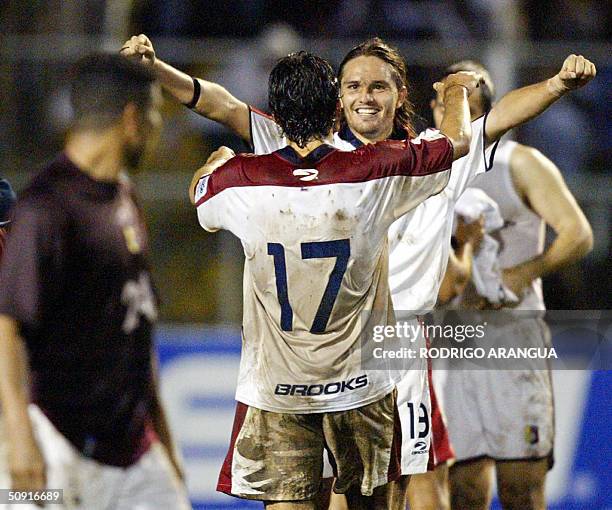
[[275, 144, 336, 166], [338, 123, 364, 148], [337, 123, 408, 148]]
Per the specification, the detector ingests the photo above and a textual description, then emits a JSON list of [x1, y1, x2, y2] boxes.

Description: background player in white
[[431, 59, 594, 510], [190, 51, 476, 509], [120, 35, 596, 510], [339, 42, 595, 510]]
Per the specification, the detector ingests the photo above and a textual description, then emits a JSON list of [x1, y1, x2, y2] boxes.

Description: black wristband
[[184, 77, 201, 109]]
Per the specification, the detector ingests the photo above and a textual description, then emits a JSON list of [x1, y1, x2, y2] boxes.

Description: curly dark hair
[[268, 52, 339, 148], [338, 38, 416, 139]]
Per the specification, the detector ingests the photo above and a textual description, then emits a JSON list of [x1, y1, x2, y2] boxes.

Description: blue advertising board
[[156, 325, 610, 509]]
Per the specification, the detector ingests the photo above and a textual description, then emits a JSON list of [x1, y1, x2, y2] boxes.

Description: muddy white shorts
[[433, 317, 554, 463], [396, 328, 455, 475], [218, 391, 402, 501]]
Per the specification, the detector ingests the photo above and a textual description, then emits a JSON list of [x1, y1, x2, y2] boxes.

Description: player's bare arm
[[502, 144, 593, 295], [434, 72, 480, 160], [120, 34, 251, 140], [149, 351, 186, 482], [0, 315, 46, 495], [189, 146, 235, 204], [485, 54, 596, 142], [438, 215, 485, 304]]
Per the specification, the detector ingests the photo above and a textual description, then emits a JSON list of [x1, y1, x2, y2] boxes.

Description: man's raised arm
[[436, 72, 482, 160], [121, 34, 251, 140], [486, 54, 596, 142]]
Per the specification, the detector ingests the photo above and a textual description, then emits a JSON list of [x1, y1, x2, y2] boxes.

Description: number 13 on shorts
[[407, 402, 430, 439]]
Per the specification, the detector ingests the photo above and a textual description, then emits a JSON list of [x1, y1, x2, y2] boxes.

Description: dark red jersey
[[0, 154, 158, 466]]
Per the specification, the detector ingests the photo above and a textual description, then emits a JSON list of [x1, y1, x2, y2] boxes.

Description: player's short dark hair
[[69, 53, 156, 131], [268, 51, 338, 148], [445, 60, 495, 112], [339, 38, 417, 138]]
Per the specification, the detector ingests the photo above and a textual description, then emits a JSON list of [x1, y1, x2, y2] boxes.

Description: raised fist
[[120, 34, 156, 67], [552, 54, 596, 93]]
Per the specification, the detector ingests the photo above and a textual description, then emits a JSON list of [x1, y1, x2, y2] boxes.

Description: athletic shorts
[[217, 390, 402, 501], [316, 323, 453, 479], [395, 330, 454, 475], [426, 359, 455, 470], [319, 367, 451, 478], [433, 317, 554, 464], [0, 405, 191, 510]]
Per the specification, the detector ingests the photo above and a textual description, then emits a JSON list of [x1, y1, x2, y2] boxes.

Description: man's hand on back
[[434, 71, 483, 99]]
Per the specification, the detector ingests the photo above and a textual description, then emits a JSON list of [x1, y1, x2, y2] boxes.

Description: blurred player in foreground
[[190, 51, 476, 509], [122, 34, 596, 510], [432, 59, 594, 510], [0, 54, 190, 509]]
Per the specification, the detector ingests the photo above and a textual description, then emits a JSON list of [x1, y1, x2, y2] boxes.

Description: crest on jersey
[[116, 194, 143, 254], [122, 225, 141, 254], [195, 175, 211, 200], [121, 272, 158, 334], [293, 168, 319, 181]]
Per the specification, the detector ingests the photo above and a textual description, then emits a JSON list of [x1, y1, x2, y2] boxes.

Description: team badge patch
[[196, 175, 210, 201]]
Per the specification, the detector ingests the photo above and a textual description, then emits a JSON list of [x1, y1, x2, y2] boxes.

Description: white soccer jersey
[[468, 140, 546, 311], [250, 106, 355, 153], [195, 138, 454, 413], [250, 108, 496, 312], [387, 116, 496, 313]]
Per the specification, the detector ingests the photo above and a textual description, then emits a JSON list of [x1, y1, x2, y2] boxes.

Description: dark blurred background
[[1, 0, 610, 323]]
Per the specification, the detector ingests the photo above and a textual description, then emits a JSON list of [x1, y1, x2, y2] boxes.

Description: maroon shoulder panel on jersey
[[195, 135, 453, 207]]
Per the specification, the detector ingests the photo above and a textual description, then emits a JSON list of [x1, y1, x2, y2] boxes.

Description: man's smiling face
[[340, 55, 407, 143]]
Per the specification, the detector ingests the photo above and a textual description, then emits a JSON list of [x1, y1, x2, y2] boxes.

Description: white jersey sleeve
[[194, 164, 245, 234], [250, 106, 355, 154], [444, 114, 498, 202], [194, 174, 220, 232], [249, 106, 287, 154], [389, 132, 453, 220]]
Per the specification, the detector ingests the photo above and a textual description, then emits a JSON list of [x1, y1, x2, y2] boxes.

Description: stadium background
[[0, 1, 609, 508]]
